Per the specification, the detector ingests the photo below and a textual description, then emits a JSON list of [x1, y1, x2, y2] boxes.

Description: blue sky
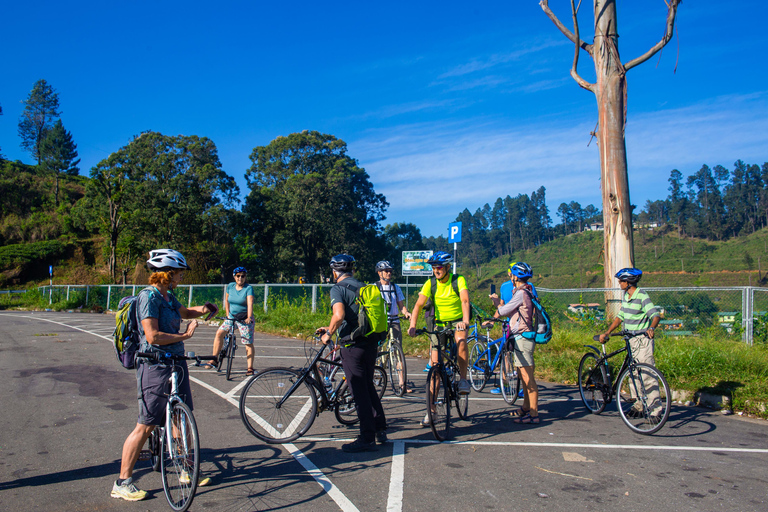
[[2, 1, 767, 237]]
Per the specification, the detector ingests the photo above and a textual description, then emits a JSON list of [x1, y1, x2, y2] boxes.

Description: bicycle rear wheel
[[239, 368, 318, 443], [578, 352, 608, 414], [389, 342, 407, 397], [215, 336, 228, 372], [499, 346, 520, 405], [617, 363, 670, 435], [373, 365, 387, 399], [149, 428, 162, 472], [333, 378, 360, 425], [160, 401, 199, 512], [426, 366, 451, 441], [468, 337, 489, 392], [225, 334, 236, 380]]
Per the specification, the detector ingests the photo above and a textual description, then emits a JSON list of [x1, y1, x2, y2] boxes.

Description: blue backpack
[[520, 289, 553, 344]]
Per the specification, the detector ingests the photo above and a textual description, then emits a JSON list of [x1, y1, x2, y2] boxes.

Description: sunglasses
[[432, 265, 446, 270], [380, 269, 393, 273], [235, 274, 247, 278]]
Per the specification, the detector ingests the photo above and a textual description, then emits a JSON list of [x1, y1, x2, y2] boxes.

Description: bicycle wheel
[[373, 365, 387, 399], [239, 368, 318, 443], [499, 346, 520, 405], [149, 428, 162, 472], [468, 337, 489, 392], [225, 334, 236, 380], [617, 363, 671, 435], [426, 366, 451, 441], [215, 336, 228, 372], [453, 369, 469, 420], [333, 379, 360, 425], [389, 342, 407, 397], [160, 401, 199, 512], [578, 352, 608, 414]]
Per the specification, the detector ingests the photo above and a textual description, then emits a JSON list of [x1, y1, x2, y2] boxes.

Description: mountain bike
[[239, 337, 387, 443], [139, 351, 212, 512], [214, 316, 241, 380], [578, 331, 671, 435], [468, 318, 521, 404], [416, 326, 469, 442], [376, 318, 408, 397]]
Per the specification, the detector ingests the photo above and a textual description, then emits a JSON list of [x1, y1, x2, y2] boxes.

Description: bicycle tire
[[373, 365, 387, 399], [617, 363, 671, 435], [239, 368, 318, 443], [389, 342, 407, 397], [149, 428, 162, 472], [499, 346, 519, 405], [453, 370, 469, 420], [215, 337, 227, 372], [333, 379, 360, 425], [160, 401, 199, 512], [426, 366, 451, 441], [578, 352, 608, 414], [468, 336, 490, 392], [225, 333, 236, 380]]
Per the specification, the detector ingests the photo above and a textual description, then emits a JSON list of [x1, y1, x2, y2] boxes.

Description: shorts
[[509, 334, 535, 368], [137, 361, 193, 426], [430, 320, 466, 350], [218, 318, 255, 345]]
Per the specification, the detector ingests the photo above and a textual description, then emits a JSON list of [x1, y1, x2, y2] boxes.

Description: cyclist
[[489, 262, 539, 423], [316, 254, 387, 452], [112, 249, 212, 501], [408, 251, 471, 427], [207, 266, 256, 376], [375, 260, 413, 393], [599, 267, 662, 418]]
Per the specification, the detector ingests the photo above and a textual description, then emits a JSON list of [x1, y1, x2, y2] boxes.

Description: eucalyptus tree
[[18, 79, 61, 162], [39, 119, 80, 205]]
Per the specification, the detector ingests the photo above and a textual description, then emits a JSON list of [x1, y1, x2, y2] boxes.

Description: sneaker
[[457, 379, 471, 395], [518, 388, 525, 399], [111, 478, 148, 501], [342, 437, 379, 453], [375, 430, 388, 444], [490, 387, 501, 394], [179, 470, 212, 486], [422, 364, 432, 373], [420, 413, 431, 427], [626, 408, 644, 419]]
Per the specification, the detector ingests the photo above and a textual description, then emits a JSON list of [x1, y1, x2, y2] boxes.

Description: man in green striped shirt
[[599, 267, 662, 416]]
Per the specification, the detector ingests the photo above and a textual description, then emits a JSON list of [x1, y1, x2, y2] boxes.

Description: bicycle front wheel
[[617, 363, 671, 435], [389, 342, 407, 397], [426, 366, 451, 441], [149, 428, 162, 472], [239, 368, 318, 443], [225, 334, 236, 381], [578, 352, 608, 414], [215, 337, 227, 372], [468, 336, 489, 392], [499, 346, 520, 405], [453, 370, 469, 420], [160, 401, 199, 512], [333, 378, 360, 425], [373, 365, 387, 399]]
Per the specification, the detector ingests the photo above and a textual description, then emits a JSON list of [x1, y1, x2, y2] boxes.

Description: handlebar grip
[[593, 335, 601, 342]]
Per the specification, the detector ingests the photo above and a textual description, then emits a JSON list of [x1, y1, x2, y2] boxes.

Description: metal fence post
[[107, 285, 112, 311], [66, 286, 70, 302], [312, 284, 317, 313], [188, 285, 193, 308], [85, 285, 89, 306], [747, 287, 755, 346], [264, 285, 269, 313]]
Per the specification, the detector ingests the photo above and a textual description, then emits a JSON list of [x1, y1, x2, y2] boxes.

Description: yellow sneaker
[[179, 470, 211, 486], [111, 479, 148, 501]]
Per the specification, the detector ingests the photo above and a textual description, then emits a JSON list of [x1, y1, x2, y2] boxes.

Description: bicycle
[[416, 326, 469, 442], [578, 330, 671, 435], [239, 337, 387, 443], [468, 318, 522, 404], [376, 318, 408, 397], [139, 350, 211, 512], [214, 316, 244, 380]]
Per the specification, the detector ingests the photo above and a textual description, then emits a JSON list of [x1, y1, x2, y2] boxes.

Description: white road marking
[[386, 440, 406, 512]]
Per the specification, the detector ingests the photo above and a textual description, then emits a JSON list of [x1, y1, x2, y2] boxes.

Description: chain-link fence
[[36, 283, 765, 345]]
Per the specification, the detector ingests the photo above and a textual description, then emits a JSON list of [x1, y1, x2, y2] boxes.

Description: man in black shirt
[[317, 254, 387, 452]]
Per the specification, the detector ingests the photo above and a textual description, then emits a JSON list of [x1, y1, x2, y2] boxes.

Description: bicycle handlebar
[[414, 327, 455, 336], [137, 351, 217, 365], [592, 330, 636, 342], [480, 317, 507, 324]]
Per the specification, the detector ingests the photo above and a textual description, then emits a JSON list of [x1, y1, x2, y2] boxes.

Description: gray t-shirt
[[137, 286, 185, 355]]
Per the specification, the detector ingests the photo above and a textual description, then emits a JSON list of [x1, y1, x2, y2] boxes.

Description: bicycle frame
[[583, 335, 635, 401], [276, 343, 344, 411]]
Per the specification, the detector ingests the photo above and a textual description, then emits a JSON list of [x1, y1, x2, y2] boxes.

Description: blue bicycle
[[468, 317, 521, 404]]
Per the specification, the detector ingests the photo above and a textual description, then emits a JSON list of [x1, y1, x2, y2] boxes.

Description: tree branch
[[624, 0, 682, 71], [570, 0, 596, 92], [540, 0, 592, 54]]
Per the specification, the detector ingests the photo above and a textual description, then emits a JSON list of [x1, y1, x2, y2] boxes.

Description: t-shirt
[[377, 282, 405, 321], [500, 280, 538, 303], [330, 277, 363, 339], [227, 282, 254, 317], [618, 287, 659, 333], [419, 273, 468, 322], [137, 286, 184, 355]]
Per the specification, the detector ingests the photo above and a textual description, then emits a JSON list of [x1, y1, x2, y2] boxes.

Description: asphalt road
[[0, 311, 766, 512]]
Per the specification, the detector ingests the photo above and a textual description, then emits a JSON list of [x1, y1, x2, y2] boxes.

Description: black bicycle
[[215, 316, 242, 380], [416, 326, 469, 441], [578, 331, 671, 435], [239, 337, 387, 443], [376, 318, 408, 397]]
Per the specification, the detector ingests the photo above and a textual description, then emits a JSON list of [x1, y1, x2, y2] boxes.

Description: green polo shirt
[[618, 287, 659, 333]]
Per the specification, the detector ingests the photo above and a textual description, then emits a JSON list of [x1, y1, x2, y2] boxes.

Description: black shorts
[[137, 361, 193, 426]]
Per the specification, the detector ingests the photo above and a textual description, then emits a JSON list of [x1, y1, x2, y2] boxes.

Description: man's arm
[[319, 302, 345, 344], [408, 294, 428, 336], [599, 317, 622, 343], [457, 288, 471, 331]]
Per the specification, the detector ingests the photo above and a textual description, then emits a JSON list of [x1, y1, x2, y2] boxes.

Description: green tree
[[245, 131, 388, 283], [39, 119, 80, 206], [18, 79, 61, 162]]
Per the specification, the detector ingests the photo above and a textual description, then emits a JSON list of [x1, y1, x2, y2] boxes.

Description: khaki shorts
[[509, 335, 535, 368]]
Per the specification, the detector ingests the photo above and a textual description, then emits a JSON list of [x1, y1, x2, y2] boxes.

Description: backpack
[[519, 289, 553, 344], [341, 281, 389, 344], [112, 288, 158, 369], [425, 274, 474, 322]]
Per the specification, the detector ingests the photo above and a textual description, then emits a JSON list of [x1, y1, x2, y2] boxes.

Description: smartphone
[[490, 284, 496, 295]]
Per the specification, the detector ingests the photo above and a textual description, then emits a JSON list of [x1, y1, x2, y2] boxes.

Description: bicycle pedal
[[138, 449, 152, 461]]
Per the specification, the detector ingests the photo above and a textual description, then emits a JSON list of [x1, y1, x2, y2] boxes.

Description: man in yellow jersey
[[408, 251, 471, 427]]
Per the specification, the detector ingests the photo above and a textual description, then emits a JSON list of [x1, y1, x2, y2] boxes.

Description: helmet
[[615, 267, 642, 284], [427, 251, 453, 266], [329, 254, 355, 272], [509, 262, 533, 280], [376, 260, 394, 272], [233, 266, 247, 275], [146, 249, 191, 271]]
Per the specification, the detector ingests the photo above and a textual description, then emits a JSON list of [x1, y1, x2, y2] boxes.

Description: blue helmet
[[615, 267, 642, 284], [376, 260, 394, 271], [233, 266, 247, 275], [330, 254, 355, 272], [427, 251, 453, 266], [509, 262, 533, 280]]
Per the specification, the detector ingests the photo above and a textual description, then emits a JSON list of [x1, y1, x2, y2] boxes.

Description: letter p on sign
[[448, 222, 462, 243]]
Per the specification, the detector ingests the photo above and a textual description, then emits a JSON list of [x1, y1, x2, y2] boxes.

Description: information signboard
[[401, 250, 434, 276]]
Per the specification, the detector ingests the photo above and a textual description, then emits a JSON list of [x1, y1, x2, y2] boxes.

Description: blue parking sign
[[449, 222, 462, 243]]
